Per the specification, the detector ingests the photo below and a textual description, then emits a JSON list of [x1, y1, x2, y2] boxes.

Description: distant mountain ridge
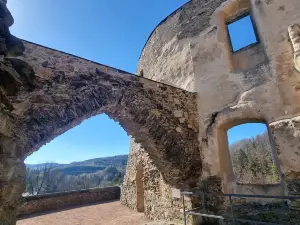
[[25, 155, 128, 195], [26, 163, 65, 170], [26, 155, 128, 175]]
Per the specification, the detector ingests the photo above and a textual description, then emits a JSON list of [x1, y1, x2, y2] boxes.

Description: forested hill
[[229, 132, 279, 184], [26, 155, 128, 175], [24, 155, 128, 195]]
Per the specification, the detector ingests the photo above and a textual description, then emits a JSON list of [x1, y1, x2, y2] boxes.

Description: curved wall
[[138, 0, 228, 91], [140, 0, 300, 190], [123, 0, 300, 221]]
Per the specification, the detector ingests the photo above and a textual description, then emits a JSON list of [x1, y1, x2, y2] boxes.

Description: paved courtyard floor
[[17, 201, 150, 225]]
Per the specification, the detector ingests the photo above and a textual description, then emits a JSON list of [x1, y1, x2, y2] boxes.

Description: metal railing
[[181, 191, 300, 225]]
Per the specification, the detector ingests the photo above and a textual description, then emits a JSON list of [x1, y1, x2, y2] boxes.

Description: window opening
[[227, 14, 259, 52]]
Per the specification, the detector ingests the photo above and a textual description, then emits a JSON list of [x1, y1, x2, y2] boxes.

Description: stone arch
[[0, 2, 204, 223], [1, 41, 202, 188], [0, 40, 202, 224], [0, 2, 203, 219], [136, 163, 145, 212], [14, 42, 201, 186]]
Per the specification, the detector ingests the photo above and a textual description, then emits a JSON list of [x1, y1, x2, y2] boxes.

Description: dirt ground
[[17, 201, 150, 225]]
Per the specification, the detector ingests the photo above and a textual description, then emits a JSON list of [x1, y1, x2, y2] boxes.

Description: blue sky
[[8, 1, 264, 164], [25, 114, 129, 164], [228, 15, 258, 51], [8, 0, 189, 73], [227, 123, 267, 145]]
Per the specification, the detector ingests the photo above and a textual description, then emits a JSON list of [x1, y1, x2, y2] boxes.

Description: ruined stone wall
[[0, 0, 299, 223], [189, 0, 300, 196], [122, 0, 300, 222], [18, 186, 120, 216], [18, 41, 200, 188], [122, 0, 215, 222], [121, 140, 188, 223], [0, 1, 204, 223]]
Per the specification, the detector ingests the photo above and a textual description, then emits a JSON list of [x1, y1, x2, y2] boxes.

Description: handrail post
[[229, 195, 236, 225], [201, 192, 207, 224], [182, 192, 187, 225], [202, 193, 207, 213]]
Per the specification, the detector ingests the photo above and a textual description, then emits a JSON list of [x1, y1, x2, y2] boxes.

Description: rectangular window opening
[[227, 14, 259, 52]]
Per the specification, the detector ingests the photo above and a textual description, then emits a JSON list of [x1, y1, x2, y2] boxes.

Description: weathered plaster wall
[[269, 117, 300, 196], [122, 0, 300, 222], [18, 186, 120, 216], [190, 0, 300, 195]]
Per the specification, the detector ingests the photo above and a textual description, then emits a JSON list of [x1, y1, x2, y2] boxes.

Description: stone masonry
[[0, 1, 202, 224], [1, 0, 300, 224], [18, 186, 120, 216], [122, 0, 300, 223], [18, 41, 201, 188]]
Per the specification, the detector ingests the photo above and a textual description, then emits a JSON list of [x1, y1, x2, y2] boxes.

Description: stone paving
[[17, 201, 149, 225]]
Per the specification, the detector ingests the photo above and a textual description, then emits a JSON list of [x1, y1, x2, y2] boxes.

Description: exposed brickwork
[[16, 41, 201, 188]]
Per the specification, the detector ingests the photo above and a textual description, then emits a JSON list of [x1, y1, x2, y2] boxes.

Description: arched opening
[[24, 114, 129, 195], [136, 163, 145, 212], [7, 41, 201, 189], [217, 119, 283, 194], [0, 39, 201, 224]]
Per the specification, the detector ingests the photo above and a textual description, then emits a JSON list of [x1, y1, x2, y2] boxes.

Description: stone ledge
[[18, 186, 120, 216]]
